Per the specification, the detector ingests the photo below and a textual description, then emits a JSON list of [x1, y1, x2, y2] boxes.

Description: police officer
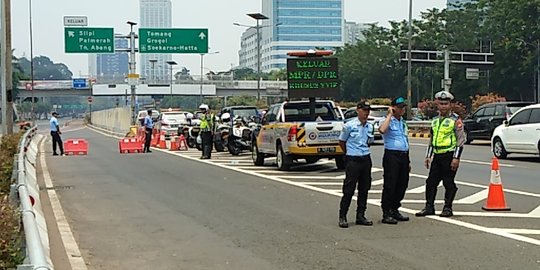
[[50, 112, 65, 156], [416, 91, 466, 218], [143, 109, 153, 153], [378, 97, 410, 224], [338, 101, 375, 228], [199, 104, 215, 159]]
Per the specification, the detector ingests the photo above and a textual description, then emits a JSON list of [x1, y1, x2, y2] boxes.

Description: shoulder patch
[[456, 119, 463, 129]]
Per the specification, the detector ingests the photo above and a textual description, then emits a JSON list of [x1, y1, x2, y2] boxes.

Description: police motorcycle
[[179, 113, 202, 150], [227, 116, 256, 155], [213, 113, 230, 152]]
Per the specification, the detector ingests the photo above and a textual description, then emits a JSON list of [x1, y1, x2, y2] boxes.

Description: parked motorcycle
[[227, 117, 255, 155], [213, 113, 230, 152]]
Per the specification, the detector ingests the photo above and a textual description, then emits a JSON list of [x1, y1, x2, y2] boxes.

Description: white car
[[156, 110, 190, 137], [491, 104, 540, 159]]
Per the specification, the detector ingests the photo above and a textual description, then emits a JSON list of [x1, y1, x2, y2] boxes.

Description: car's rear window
[[370, 108, 387, 118], [283, 103, 338, 122], [231, 108, 258, 118]]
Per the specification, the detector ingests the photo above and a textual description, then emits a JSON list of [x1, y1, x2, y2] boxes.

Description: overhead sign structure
[[63, 16, 88, 26], [466, 68, 480, 80], [287, 57, 340, 98], [138, 28, 208, 54], [72, 78, 87, 89], [65, 27, 114, 53]]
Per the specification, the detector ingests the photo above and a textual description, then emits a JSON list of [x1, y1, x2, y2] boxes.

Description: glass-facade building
[[140, 0, 172, 81], [239, 0, 344, 72]]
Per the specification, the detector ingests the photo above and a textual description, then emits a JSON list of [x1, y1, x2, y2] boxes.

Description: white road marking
[[492, 228, 540, 235], [528, 205, 540, 218], [455, 190, 489, 204], [39, 138, 88, 270], [404, 185, 426, 194], [296, 182, 343, 186]]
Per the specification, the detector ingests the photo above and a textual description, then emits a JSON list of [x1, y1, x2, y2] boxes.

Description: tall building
[[88, 36, 129, 81], [238, 0, 344, 72], [140, 0, 172, 81], [344, 21, 370, 45]]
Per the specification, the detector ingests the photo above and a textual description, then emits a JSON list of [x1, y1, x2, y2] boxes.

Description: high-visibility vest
[[200, 113, 214, 131], [431, 115, 457, 154]]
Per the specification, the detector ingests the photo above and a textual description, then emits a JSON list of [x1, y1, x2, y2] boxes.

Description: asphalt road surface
[[40, 123, 540, 270]]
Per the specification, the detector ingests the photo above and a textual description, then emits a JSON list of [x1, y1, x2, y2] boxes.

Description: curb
[[409, 133, 430, 138]]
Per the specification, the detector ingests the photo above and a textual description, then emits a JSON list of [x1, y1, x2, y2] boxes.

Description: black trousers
[[381, 150, 410, 211], [50, 131, 64, 154], [339, 155, 372, 217], [425, 152, 458, 207], [201, 131, 213, 158], [144, 128, 152, 152]]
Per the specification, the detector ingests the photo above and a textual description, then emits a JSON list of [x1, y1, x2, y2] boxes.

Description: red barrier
[[150, 128, 160, 147], [64, 139, 89, 155], [118, 138, 143, 154], [178, 134, 188, 151]]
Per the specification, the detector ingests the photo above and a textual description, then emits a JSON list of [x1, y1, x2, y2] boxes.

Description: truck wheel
[[252, 142, 265, 166], [335, 156, 346, 169], [276, 145, 292, 171], [493, 137, 507, 159]]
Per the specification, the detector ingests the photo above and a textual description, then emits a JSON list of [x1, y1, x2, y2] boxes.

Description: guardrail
[[13, 126, 52, 270]]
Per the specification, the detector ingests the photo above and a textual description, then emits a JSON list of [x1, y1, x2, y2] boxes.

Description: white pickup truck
[[252, 100, 346, 171]]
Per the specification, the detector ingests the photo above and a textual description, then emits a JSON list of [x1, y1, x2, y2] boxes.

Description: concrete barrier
[[90, 107, 132, 135]]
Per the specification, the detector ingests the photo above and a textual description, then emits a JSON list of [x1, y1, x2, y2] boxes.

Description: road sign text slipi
[[65, 27, 114, 53], [139, 28, 208, 54]]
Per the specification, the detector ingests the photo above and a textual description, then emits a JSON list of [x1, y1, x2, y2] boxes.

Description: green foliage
[[0, 134, 21, 194], [226, 95, 257, 106], [367, 98, 392, 105], [0, 195, 24, 269], [471, 92, 507, 111], [18, 56, 73, 80]]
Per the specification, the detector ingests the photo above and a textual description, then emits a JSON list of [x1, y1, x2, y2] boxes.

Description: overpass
[[16, 79, 288, 99]]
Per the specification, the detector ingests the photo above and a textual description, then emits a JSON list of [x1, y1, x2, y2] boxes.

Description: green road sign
[[139, 28, 208, 54], [64, 27, 114, 53]]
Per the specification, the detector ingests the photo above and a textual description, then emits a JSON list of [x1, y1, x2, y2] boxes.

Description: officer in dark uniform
[[338, 101, 375, 228], [416, 90, 466, 218], [143, 109, 153, 153], [199, 104, 215, 159]]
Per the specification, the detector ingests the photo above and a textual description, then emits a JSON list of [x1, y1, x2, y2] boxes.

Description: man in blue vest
[[378, 97, 410, 224], [416, 90, 466, 218], [143, 110, 154, 153], [49, 112, 65, 156]]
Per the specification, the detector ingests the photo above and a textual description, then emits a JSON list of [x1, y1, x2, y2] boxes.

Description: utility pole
[[127, 21, 137, 125], [0, 0, 6, 134], [406, 0, 413, 119], [5, 0, 12, 134]]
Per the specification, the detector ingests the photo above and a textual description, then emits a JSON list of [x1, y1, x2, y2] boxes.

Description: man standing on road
[[199, 104, 214, 159], [338, 101, 375, 228], [143, 109, 153, 153], [378, 97, 410, 225], [50, 112, 65, 156], [416, 91, 466, 218]]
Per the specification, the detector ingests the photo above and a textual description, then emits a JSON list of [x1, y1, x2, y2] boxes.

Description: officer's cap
[[356, 101, 371, 110], [434, 90, 454, 101], [391, 96, 407, 107], [51, 111, 59, 116]]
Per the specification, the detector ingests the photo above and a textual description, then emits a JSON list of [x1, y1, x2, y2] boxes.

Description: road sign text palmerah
[[64, 27, 114, 53], [139, 28, 208, 54]]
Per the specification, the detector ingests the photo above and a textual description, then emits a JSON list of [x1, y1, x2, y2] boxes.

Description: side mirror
[[503, 120, 509, 126]]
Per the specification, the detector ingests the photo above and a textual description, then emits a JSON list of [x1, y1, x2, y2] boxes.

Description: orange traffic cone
[[158, 130, 167, 149], [169, 136, 179, 151], [482, 157, 511, 211], [178, 134, 188, 151]]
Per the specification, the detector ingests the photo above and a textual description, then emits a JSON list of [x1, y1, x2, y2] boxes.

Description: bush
[[470, 93, 506, 112], [417, 99, 468, 120], [0, 195, 24, 269], [0, 133, 24, 268]]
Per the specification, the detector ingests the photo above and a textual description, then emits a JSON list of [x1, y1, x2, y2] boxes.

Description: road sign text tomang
[[138, 28, 208, 54], [64, 27, 114, 53]]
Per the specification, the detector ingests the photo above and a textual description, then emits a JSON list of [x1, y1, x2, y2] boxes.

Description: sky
[[11, 0, 446, 78]]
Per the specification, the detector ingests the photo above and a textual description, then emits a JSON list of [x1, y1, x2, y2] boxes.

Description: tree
[[18, 56, 73, 80]]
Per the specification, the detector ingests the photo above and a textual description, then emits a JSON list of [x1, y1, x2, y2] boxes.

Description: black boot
[[355, 213, 373, 226], [440, 188, 457, 217], [391, 209, 409, 221], [381, 210, 398, 224], [416, 186, 437, 217], [338, 216, 349, 228]]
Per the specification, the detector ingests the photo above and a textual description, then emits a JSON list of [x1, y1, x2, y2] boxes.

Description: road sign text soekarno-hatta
[[138, 28, 208, 54], [287, 57, 340, 98]]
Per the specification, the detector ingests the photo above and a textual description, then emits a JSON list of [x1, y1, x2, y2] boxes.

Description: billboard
[[287, 57, 339, 99]]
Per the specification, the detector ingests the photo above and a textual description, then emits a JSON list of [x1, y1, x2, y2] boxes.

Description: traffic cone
[[158, 130, 167, 149], [169, 136, 179, 151], [482, 157, 511, 211], [178, 134, 188, 151]]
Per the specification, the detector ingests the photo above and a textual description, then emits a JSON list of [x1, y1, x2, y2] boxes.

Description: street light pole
[[247, 13, 269, 102], [166, 60, 177, 104], [127, 21, 137, 125], [200, 53, 204, 105], [536, 40, 539, 103], [149, 59, 157, 84], [406, 0, 413, 119]]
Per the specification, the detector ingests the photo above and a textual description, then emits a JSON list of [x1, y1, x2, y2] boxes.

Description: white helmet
[[199, 104, 209, 111], [186, 112, 194, 119], [434, 90, 454, 101], [221, 112, 231, 122]]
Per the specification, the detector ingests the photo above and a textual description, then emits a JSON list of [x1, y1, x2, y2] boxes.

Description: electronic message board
[[287, 57, 339, 98]]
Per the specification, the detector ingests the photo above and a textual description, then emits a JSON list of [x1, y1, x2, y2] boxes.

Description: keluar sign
[[287, 57, 339, 99]]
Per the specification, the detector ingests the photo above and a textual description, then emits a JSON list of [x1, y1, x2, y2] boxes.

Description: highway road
[[39, 122, 539, 269]]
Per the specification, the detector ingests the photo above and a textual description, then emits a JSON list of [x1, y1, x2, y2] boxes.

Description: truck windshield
[[283, 103, 338, 122]]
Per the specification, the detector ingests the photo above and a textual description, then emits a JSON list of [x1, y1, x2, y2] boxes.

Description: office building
[[238, 0, 344, 72], [344, 21, 370, 45], [88, 36, 129, 82], [140, 0, 172, 81]]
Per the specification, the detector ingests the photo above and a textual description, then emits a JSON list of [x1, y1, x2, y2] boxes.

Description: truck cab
[[252, 100, 345, 171]]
